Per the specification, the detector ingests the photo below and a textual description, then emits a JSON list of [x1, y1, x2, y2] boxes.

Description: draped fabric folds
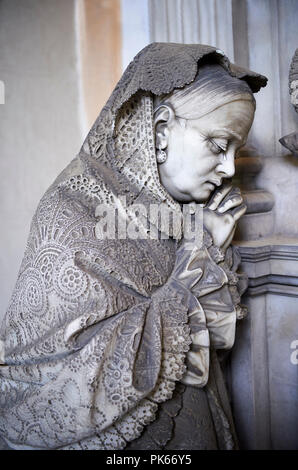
[[0, 43, 267, 450]]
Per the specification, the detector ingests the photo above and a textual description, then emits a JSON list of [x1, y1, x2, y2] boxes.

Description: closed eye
[[206, 138, 225, 155]]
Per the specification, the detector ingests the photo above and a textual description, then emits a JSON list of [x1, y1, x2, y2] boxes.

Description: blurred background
[[1, 0, 298, 450]]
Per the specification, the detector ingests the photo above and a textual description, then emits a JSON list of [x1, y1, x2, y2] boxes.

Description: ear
[[153, 104, 176, 150]]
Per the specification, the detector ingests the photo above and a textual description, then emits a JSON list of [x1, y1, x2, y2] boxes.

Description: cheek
[[172, 130, 218, 176], [193, 153, 218, 177], [183, 139, 209, 169]]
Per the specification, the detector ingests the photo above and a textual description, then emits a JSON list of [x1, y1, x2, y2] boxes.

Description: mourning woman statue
[[0, 43, 267, 450]]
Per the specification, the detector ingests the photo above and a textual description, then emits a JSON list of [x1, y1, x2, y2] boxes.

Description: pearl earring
[[156, 145, 167, 164]]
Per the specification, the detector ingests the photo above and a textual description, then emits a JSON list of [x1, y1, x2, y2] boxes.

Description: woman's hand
[[203, 183, 246, 252]]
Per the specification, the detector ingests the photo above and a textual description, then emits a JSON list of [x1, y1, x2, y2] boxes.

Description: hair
[[154, 62, 256, 120]]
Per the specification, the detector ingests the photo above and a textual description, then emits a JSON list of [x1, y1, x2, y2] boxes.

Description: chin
[[173, 188, 211, 203], [191, 189, 211, 203]]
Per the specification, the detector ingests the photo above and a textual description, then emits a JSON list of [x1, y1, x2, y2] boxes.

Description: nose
[[216, 151, 235, 178]]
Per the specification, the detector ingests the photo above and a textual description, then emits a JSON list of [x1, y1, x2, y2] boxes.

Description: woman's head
[[154, 63, 256, 203]]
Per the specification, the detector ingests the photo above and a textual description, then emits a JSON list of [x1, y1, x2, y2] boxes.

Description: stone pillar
[[234, 148, 275, 241], [77, 0, 122, 131], [230, 0, 298, 449], [231, 241, 298, 449]]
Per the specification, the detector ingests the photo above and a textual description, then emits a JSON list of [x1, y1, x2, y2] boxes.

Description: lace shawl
[[0, 43, 266, 450]]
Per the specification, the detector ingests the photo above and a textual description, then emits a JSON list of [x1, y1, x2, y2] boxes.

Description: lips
[[204, 182, 216, 191], [204, 180, 222, 191], [209, 179, 222, 187]]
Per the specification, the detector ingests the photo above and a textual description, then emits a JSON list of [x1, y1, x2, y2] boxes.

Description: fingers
[[232, 203, 247, 221], [208, 183, 233, 211], [220, 204, 246, 249], [217, 191, 243, 214], [221, 225, 236, 252]]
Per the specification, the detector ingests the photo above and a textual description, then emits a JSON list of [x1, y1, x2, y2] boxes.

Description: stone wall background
[[0, 0, 83, 320]]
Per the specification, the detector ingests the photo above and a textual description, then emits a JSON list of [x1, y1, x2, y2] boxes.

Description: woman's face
[[157, 99, 255, 203]]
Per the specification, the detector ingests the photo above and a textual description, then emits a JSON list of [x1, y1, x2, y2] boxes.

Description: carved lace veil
[[0, 43, 267, 450]]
